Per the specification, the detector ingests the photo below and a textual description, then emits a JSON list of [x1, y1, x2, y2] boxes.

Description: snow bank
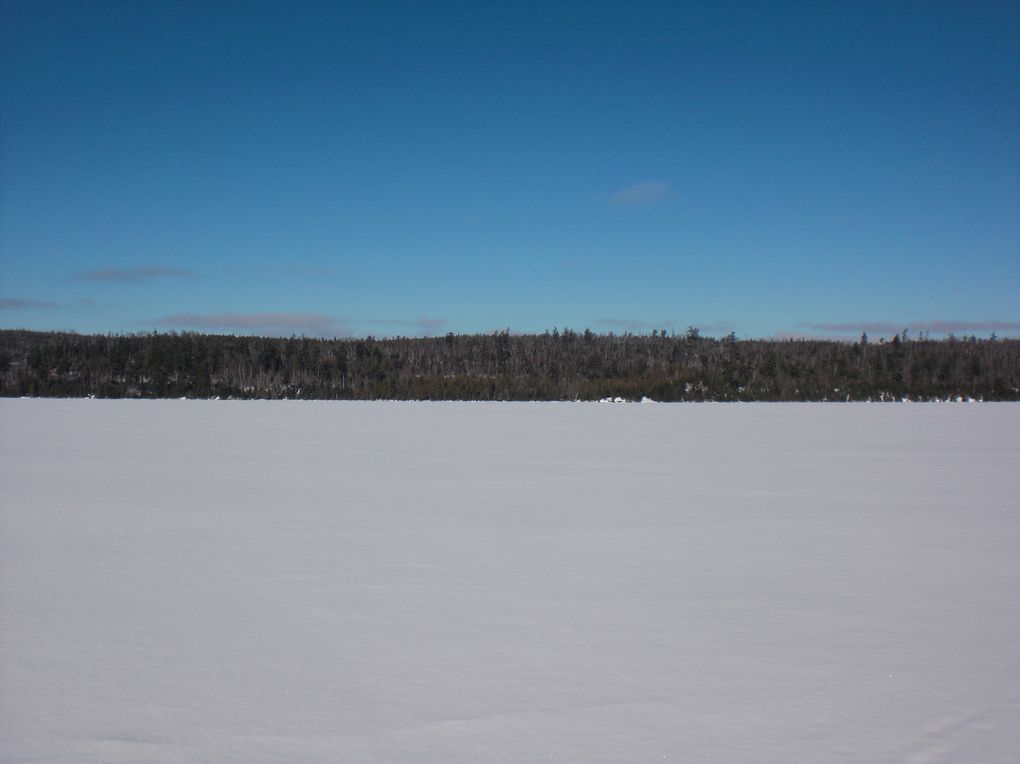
[[1, 400, 1018, 762]]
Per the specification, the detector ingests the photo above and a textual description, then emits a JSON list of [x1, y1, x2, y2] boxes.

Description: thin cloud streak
[[73, 266, 196, 283], [0, 297, 59, 310], [772, 332, 856, 342], [146, 312, 351, 337], [697, 320, 737, 336], [806, 320, 1020, 335], [609, 180, 672, 206], [414, 316, 446, 332], [228, 264, 336, 278], [369, 316, 447, 334], [595, 318, 656, 332], [595, 318, 684, 333]]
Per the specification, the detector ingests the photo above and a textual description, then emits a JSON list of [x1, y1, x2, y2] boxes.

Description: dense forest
[[1, 328, 1018, 401]]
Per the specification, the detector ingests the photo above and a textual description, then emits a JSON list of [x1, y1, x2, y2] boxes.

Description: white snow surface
[[1, 399, 1018, 763]]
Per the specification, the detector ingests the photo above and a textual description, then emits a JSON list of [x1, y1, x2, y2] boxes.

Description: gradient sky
[[2, 0, 1018, 339]]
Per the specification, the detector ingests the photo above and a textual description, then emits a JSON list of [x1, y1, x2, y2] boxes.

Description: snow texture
[[1, 399, 1018, 763]]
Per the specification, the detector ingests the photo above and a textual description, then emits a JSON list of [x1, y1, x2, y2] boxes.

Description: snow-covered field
[[1, 400, 1018, 763]]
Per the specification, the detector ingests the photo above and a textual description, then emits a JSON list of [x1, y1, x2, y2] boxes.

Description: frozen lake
[[1, 400, 1018, 762]]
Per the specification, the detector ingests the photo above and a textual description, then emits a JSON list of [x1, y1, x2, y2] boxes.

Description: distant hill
[[2, 328, 1018, 401]]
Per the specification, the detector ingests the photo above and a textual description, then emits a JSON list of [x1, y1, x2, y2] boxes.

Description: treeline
[[1, 328, 1018, 401]]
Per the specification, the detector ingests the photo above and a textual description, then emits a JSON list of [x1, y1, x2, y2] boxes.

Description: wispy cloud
[[595, 318, 653, 332], [73, 266, 196, 283], [228, 264, 336, 278], [805, 321, 911, 334], [414, 316, 446, 332], [369, 316, 447, 334], [771, 331, 856, 342], [609, 180, 672, 206], [0, 297, 59, 310], [697, 320, 737, 336], [145, 312, 351, 337], [806, 320, 1020, 335], [595, 318, 678, 332]]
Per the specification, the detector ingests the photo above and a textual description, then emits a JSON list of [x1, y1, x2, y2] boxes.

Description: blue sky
[[2, 0, 1018, 339]]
